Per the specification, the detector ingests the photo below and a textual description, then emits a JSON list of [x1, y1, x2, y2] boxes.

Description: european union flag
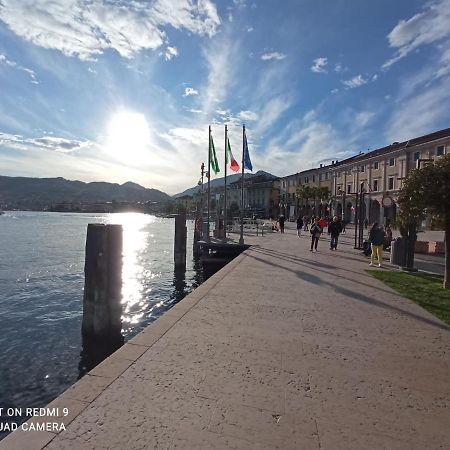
[[243, 128, 253, 171]]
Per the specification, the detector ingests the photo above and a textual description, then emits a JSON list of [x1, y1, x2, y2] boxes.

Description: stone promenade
[[2, 225, 450, 449]]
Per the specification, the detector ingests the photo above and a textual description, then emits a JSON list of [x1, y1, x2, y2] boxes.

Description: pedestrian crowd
[[275, 213, 392, 267]]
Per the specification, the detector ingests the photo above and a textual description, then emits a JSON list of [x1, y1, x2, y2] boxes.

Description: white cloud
[[164, 46, 178, 61], [386, 75, 450, 142], [238, 110, 258, 121], [0, 0, 221, 61], [184, 87, 199, 96], [372, 74, 378, 81], [0, 133, 88, 153], [200, 31, 240, 115], [331, 88, 339, 94], [261, 52, 286, 61], [433, 44, 450, 80], [247, 27, 254, 32], [256, 96, 291, 132], [311, 57, 328, 73], [0, 53, 39, 84], [259, 113, 351, 176], [354, 111, 375, 128], [383, 0, 450, 69], [342, 74, 368, 89]]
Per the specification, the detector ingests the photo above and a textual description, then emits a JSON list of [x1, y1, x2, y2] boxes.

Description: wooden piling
[[174, 213, 187, 269], [81, 224, 123, 343]]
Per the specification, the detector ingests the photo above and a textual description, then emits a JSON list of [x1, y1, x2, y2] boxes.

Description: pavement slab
[[1, 223, 449, 449]]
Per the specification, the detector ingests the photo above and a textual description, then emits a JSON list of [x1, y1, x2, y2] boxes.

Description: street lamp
[[337, 187, 346, 222]]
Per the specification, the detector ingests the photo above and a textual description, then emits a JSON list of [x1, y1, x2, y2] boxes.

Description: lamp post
[[337, 187, 345, 220]]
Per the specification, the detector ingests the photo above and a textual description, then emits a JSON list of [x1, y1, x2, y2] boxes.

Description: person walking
[[368, 222, 385, 267], [341, 218, 347, 234], [328, 216, 343, 250], [310, 218, 323, 252], [384, 225, 393, 250], [278, 215, 286, 234], [303, 215, 309, 231], [296, 216, 304, 237]]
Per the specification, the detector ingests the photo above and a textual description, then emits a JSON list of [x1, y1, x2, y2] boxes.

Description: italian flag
[[226, 137, 240, 172]]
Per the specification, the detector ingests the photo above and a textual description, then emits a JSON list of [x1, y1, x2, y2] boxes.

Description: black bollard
[[81, 224, 123, 345], [174, 213, 187, 269]]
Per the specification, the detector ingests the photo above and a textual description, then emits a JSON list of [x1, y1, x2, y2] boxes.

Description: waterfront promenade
[[2, 224, 450, 449]]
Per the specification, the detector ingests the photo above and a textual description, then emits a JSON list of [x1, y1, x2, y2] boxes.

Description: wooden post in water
[[81, 224, 123, 344], [174, 213, 187, 269]]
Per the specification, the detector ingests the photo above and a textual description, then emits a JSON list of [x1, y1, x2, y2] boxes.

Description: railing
[[229, 218, 273, 235]]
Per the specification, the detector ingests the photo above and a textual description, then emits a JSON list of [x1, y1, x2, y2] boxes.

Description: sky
[[1, 0, 450, 195]]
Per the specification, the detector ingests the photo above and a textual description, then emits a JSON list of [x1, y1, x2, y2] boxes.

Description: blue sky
[[1, 0, 450, 195]]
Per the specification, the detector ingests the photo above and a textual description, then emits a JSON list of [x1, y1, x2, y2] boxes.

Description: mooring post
[[174, 213, 187, 269], [193, 216, 201, 257], [81, 224, 123, 344]]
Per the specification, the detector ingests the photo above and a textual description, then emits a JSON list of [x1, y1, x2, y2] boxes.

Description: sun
[[106, 111, 151, 163]]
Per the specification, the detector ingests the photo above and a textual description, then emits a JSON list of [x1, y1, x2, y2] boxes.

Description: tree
[[296, 185, 313, 214], [398, 154, 450, 289]]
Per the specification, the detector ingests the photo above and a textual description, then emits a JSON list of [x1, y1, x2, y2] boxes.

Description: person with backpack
[[368, 222, 385, 267], [310, 217, 323, 252], [296, 216, 304, 237], [328, 216, 343, 250]]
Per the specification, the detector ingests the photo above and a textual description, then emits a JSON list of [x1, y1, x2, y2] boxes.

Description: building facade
[[280, 162, 335, 219], [227, 174, 280, 218], [330, 128, 450, 224]]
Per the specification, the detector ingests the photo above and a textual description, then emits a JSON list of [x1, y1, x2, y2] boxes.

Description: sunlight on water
[[106, 212, 158, 327]]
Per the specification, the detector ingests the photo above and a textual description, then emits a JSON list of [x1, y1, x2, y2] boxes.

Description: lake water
[[0, 211, 201, 436]]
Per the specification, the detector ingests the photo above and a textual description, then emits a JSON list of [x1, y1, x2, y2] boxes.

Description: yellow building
[[330, 127, 450, 224], [280, 163, 334, 219]]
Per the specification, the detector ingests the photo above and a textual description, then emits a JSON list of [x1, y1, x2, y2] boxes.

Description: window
[[373, 179, 378, 192], [373, 161, 379, 170], [312, 175, 316, 182], [346, 169, 351, 175], [437, 145, 446, 156], [325, 172, 330, 180], [304, 176, 309, 183], [360, 165, 365, 173], [347, 184, 352, 194], [389, 157, 395, 166], [414, 151, 420, 161], [336, 171, 341, 178], [319, 173, 324, 181], [388, 177, 395, 190]]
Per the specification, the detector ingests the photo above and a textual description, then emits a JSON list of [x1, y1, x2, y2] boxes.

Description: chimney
[[332, 160, 335, 165], [320, 164, 323, 168]]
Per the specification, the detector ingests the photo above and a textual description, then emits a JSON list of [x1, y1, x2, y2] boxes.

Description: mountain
[[0, 175, 171, 210], [174, 170, 279, 198]]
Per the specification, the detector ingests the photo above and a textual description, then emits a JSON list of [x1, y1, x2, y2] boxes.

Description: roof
[[337, 127, 450, 166]]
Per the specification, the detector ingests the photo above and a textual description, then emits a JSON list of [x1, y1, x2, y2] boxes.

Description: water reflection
[[78, 213, 204, 378], [107, 213, 156, 331]]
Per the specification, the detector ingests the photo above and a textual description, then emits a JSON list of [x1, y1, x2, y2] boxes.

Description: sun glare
[[106, 111, 151, 163]]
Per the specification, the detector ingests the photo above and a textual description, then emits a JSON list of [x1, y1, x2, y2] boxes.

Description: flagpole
[[223, 125, 228, 243], [207, 125, 211, 243], [239, 124, 245, 245]]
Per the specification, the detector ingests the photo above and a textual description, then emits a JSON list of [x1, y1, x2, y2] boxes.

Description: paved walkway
[[2, 225, 449, 449]]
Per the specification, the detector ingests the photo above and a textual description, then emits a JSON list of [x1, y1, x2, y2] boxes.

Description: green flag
[[209, 134, 220, 174]]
